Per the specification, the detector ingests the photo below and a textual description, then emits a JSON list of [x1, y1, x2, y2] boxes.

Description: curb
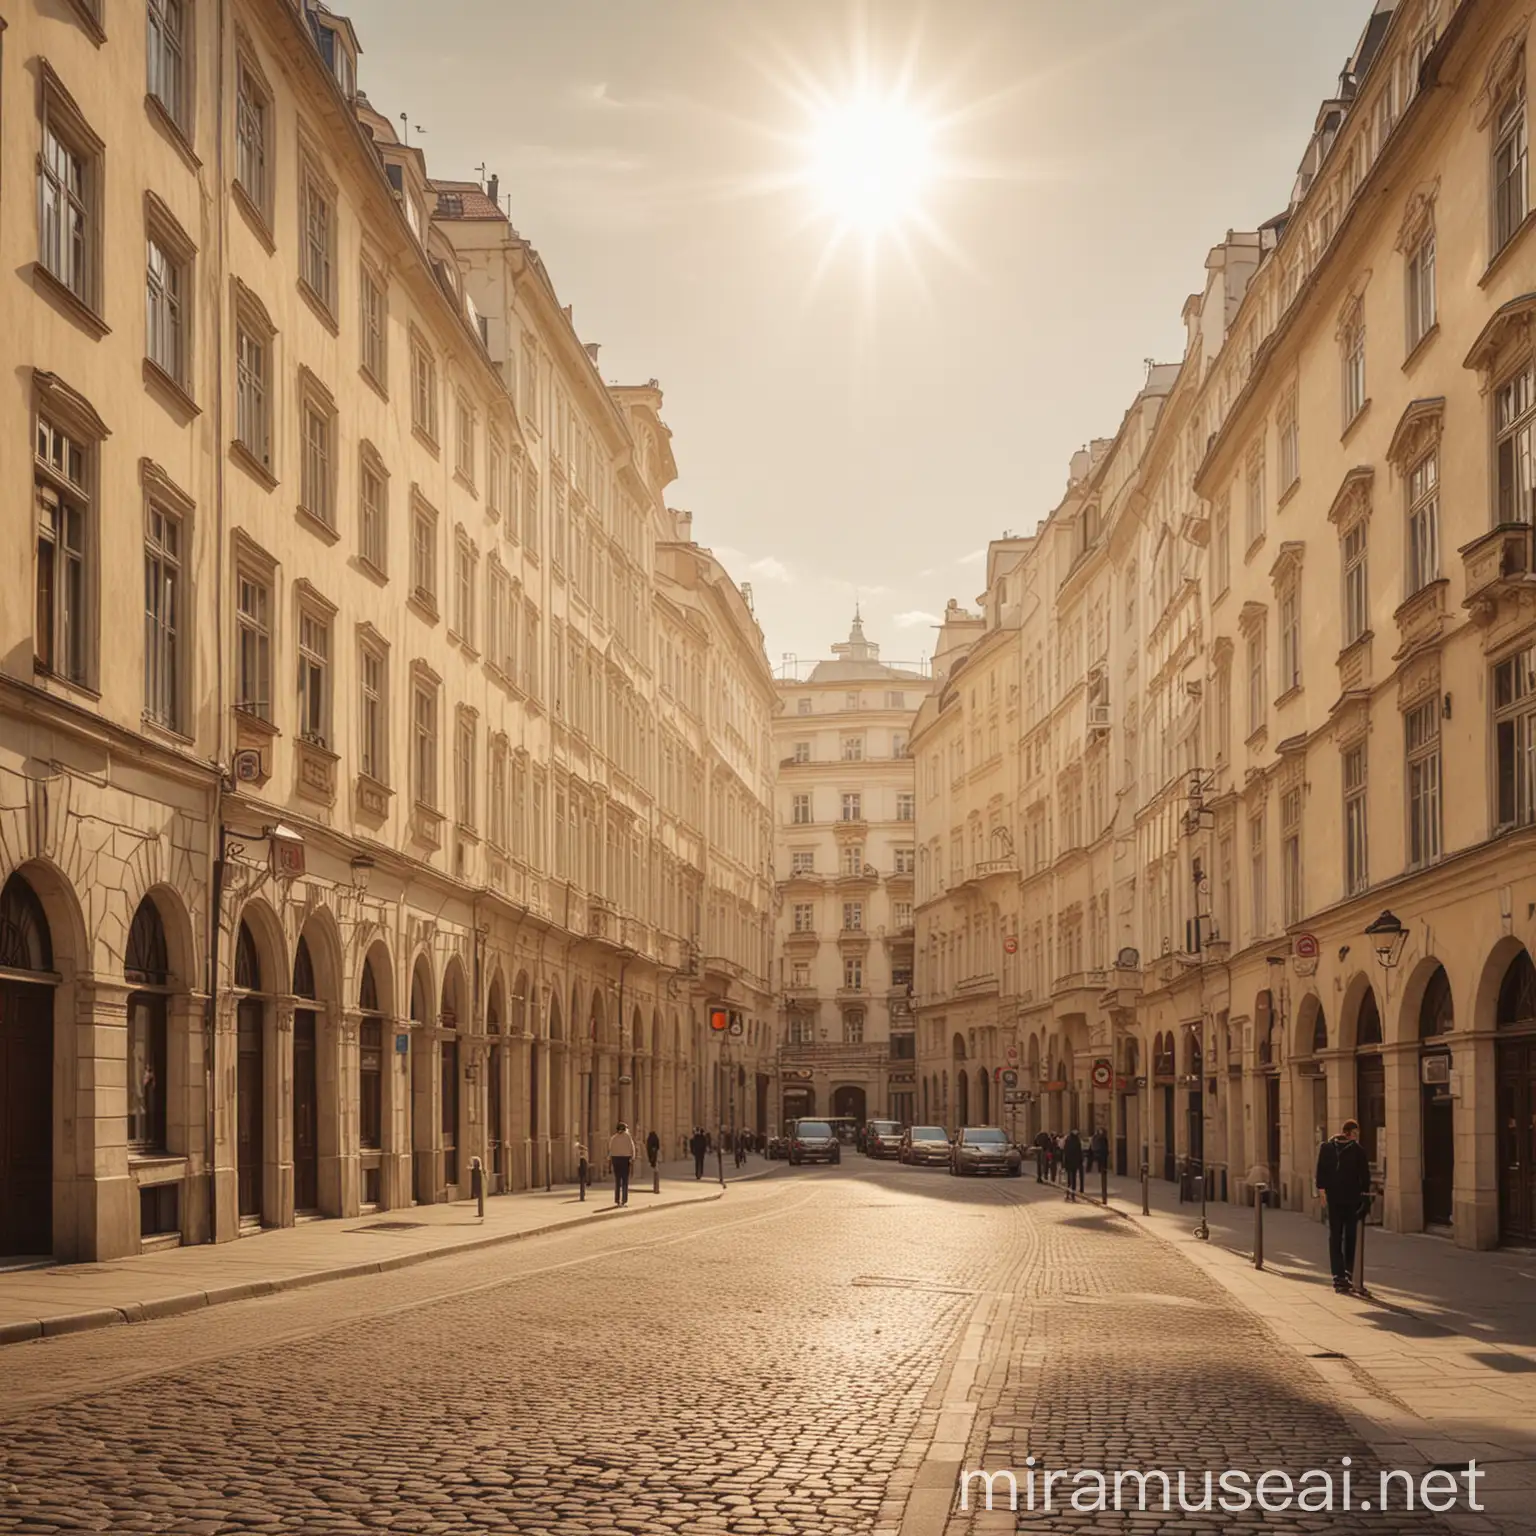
[[0, 1181, 743, 1350]]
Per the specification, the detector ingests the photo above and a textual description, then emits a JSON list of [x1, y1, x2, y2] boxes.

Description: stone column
[[174, 991, 213, 1245], [382, 1015, 411, 1211], [212, 990, 241, 1242], [63, 977, 134, 1261], [270, 997, 296, 1229], [1382, 1039, 1420, 1233], [1458, 1026, 1500, 1250], [412, 1022, 442, 1204]]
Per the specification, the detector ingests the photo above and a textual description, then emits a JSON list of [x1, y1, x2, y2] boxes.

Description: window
[[843, 1010, 865, 1044], [235, 567, 271, 719], [792, 902, 815, 933], [453, 535, 477, 647], [1342, 303, 1367, 426], [840, 844, 865, 875], [299, 377, 337, 530], [147, 0, 189, 130], [1245, 447, 1266, 547], [455, 711, 476, 829], [886, 691, 905, 708], [891, 732, 908, 758], [235, 53, 272, 222], [789, 962, 810, 988], [1249, 811, 1266, 939], [1494, 645, 1536, 830], [894, 846, 915, 874], [1278, 393, 1300, 493], [34, 414, 92, 685], [1494, 68, 1529, 256], [146, 232, 187, 388], [412, 674, 439, 809], [1214, 658, 1232, 761], [38, 81, 100, 307], [1279, 578, 1302, 694], [456, 393, 475, 485], [359, 1019, 382, 1153], [894, 901, 913, 929], [842, 901, 863, 932], [300, 157, 336, 312], [359, 446, 387, 574], [1246, 632, 1266, 737], [1212, 500, 1230, 598], [1344, 745, 1369, 895], [896, 792, 915, 822], [841, 736, 864, 761], [790, 850, 815, 875], [1406, 228, 1436, 351], [842, 957, 863, 991], [1281, 786, 1303, 928], [521, 463, 541, 553], [488, 436, 505, 520], [1406, 451, 1439, 593], [797, 697, 813, 716], [844, 692, 860, 710], [841, 792, 862, 822], [234, 292, 274, 472], [127, 991, 168, 1150], [1406, 699, 1441, 867], [144, 500, 183, 731], [1343, 521, 1369, 645], [411, 333, 439, 443], [360, 262, 387, 385], [792, 741, 811, 764], [360, 641, 387, 784], [1495, 361, 1535, 524], [411, 499, 438, 611], [297, 607, 330, 747], [791, 793, 812, 825]]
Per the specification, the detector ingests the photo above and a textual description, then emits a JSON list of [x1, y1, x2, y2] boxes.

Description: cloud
[[957, 549, 986, 566], [747, 556, 793, 583], [893, 610, 942, 629]]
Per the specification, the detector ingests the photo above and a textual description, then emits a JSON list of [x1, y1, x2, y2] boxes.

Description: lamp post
[[1365, 909, 1408, 999]]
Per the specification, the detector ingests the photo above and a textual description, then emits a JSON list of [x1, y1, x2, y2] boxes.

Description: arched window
[[1419, 966, 1453, 1039], [234, 920, 261, 991], [126, 898, 170, 1150], [293, 936, 316, 1000], [359, 956, 380, 1013], [0, 874, 52, 972], [125, 898, 170, 986], [359, 956, 383, 1155], [1357, 990, 1383, 1048], [1312, 1005, 1329, 1054]]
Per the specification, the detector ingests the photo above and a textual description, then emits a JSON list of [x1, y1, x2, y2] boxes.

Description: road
[[0, 1160, 1459, 1535]]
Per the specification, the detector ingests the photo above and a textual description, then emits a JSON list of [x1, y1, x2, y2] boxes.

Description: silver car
[[950, 1126, 1023, 1177]]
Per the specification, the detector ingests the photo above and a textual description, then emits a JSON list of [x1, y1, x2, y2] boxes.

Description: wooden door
[[1356, 1053, 1386, 1171], [293, 1009, 319, 1212], [1497, 1039, 1536, 1245], [236, 998, 264, 1220], [1421, 1053, 1454, 1228], [0, 982, 53, 1256]]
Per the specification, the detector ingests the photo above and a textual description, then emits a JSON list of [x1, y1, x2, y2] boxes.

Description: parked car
[[899, 1125, 952, 1166], [864, 1120, 903, 1159], [950, 1126, 1023, 1177], [766, 1129, 789, 1160], [788, 1119, 841, 1166]]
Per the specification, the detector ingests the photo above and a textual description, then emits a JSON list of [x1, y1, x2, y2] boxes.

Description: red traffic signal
[[708, 1006, 729, 1032]]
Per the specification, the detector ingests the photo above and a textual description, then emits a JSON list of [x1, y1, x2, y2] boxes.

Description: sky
[[354, 0, 1373, 672]]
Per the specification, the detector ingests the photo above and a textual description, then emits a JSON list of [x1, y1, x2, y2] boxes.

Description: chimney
[[487, 173, 499, 207], [584, 342, 600, 365]]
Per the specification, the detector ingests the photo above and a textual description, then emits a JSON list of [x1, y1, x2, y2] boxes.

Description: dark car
[[900, 1125, 951, 1166], [865, 1120, 903, 1159], [950, 1126, 1023, 1177], [788, 1119, 841, 1166]]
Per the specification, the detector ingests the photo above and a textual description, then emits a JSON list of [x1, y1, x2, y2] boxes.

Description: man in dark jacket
[[689, 1127, 708, 1180], [1063, 1129, 1085, 1200], [1316, 1119, 1371, 1293], [1090, 1127, 1109, 1177], [645, 1129, 660, 1169]]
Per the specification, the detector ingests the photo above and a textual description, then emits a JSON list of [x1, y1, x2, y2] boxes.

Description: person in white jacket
[[608, 1123, 636, 1206]]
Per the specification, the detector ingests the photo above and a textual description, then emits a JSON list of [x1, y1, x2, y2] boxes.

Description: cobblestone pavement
[[0, 1166, 1472, 1535]]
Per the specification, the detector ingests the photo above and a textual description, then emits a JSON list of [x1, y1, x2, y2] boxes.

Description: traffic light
[[708, 1004, 729, 1032]]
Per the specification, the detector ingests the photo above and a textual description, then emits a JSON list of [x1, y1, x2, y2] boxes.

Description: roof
[[428, 179, 507, 223]]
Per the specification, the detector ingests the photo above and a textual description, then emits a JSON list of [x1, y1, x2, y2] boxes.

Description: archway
[[1293, 995, 1329, 1188], [409, 955, 434, 1203], [440, 961, 466, 1190], [290, 936, 321, 1213], [1354, 986, 1385, 1172], [358, 948, 387, 1207], [232, 910, 284, 1224], [1495, 947, 1536, 1244], [831, 1084, 866, 1123], [125, 897, 171, 1157], [1417, 963, 1454, 1228], [0, 872, 56, 1255], [976, 1065, 990, 1125], [548, 991, 567, 1145], [955, 1067, 969, 1127], [487, 973, 505, 1189]]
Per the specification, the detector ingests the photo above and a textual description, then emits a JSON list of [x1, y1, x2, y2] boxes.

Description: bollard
[[470, 1156, 485, 1221], [578, 1151, 588, 1203], [545, 1142, 552, 1193], [1254, 1182, 1268, 1270], [1352, 1190, 1373, 1296], [1100, 1161, 1109, 1205], [652, 1158, 660, 1195], [1140, 1163, 1150, 1215]]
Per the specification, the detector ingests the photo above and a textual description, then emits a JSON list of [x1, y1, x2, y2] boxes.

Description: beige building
[[0, 0, 774, 1260], [915, 0, 1536, 1251], [773, 619, 931, 1127]]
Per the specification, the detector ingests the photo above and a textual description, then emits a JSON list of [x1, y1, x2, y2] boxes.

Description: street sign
[[1003, 935, 1018, 955], [1091, 1059, 1113, 1089], [1006, 1046, 1019, 1061], [728, 1018, 744, 1037], [708, 1006, 729, 1032], [1002, 1069, 1018, 1088], [1293, 932, 1320, 958]]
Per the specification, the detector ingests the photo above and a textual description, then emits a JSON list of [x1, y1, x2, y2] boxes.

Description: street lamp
[[1365, 910, 1408, 970]]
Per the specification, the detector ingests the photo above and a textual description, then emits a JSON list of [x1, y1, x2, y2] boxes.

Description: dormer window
[[313, 18, 356, 100]]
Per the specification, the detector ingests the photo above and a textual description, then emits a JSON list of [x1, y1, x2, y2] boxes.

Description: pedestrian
[[1316, 1118, 1372, 1293], [1032, 1128, 1051, 1184], [734, 1133, 746, 1169], [690, 1126, 708, 1180], [645, 1128, 660, 1172], [1051, 1131, 1065, 1183], [1090, 1126, 1109, 1177], [1063, 1128, 1084, 1199], [609, 1121, 636, 1206]]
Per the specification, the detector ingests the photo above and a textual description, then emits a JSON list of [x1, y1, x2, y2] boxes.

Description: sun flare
[[805, 93, 935, 235]]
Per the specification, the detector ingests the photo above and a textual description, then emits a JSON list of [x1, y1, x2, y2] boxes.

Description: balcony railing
[[1461, 522, 1534, 617]]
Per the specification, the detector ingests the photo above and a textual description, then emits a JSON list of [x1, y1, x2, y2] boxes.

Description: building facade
[[0, 0, 775, 1260], [773, 620, 931, 1128], [914, 0, 1536, 1251]]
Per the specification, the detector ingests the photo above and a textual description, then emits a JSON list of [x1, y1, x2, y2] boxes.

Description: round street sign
[[1091, 1059, 1113, 1089], [1294, 932, 1320, 959], [1002, 1069, 1018, 1088], [1006, 1046, 1019, 1062], [1003, 935, 1018, 955]]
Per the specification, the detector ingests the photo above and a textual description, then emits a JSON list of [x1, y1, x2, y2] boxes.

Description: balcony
[[835, 865, 879, 890], [969, 856, 1018, 883], [783, 928, 820, 952], [1461, 522, 1535, 623], [833, 817, 869, 840], [835, 984, 870, 1001], [783, 983, 819, 1003], [837, 927, 870, 949], [955, 972, 998, 998]]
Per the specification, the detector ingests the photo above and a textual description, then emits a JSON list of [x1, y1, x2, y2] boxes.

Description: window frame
[[1342, 519, 1369, 646], [359, 633, 388, 787], [1493, 645, 1536, 832], [297, 144, 338, 318], [1405, 697, 1441, 868], [146, 0, 190, 137], [143, 477, 190, 734], [234, 557, 274, 723], [297, 368, 338, 533], [1494, 357, 1536, 526], [410, 492, 440, 617], [1405, 226, 1437, 354], [1493, 65, 1530, 258], [145, 197, 195, 396], [233, 44, 275, 234], [33, 389, 103, 690], [232, 282, 277, 479], [1341, 301, 1368, 428], [37, 66, 105, 318], [359, 256, 388, 391], [295, 599, 332, 749], [410, 329, 440, 447], [411, 666, 441, 811], [1343, 744, 1369, 895], [1406, 449, 1440, 593]]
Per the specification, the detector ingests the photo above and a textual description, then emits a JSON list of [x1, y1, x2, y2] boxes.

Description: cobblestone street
[[0, 1164, 1469, 1535]]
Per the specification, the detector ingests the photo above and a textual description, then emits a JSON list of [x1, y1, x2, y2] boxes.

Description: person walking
[[1090, 1127, 1109, 1178], [1032, 1128, 1051, 1184], [609, 1122, 636, 1206], [1316, 1118, 1372, 1293], [645, 1128, 660, 1174], [1063, 1129, 1084, 1199], [690, 1126, 708, 1180]]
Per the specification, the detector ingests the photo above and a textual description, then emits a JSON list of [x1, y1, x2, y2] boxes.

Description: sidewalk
[[1094, 1170, 1536, 1525], [0, 1156, 776, 1348]]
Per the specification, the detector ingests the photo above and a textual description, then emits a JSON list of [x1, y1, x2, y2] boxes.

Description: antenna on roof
[[475, 162, 488, 187]]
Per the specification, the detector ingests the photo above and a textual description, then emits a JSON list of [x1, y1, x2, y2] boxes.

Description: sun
[[805, 92, 935, 236]]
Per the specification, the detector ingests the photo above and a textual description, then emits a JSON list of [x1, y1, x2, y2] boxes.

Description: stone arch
[[1336, 970, 1378, 1052], [232, 896, 286, 994], [1496, 946, 1536, 1028], [1473, 936, 1531, 1031], [359, 940, 395, 1018], [131, 883, 196, 992], [408, 954, 435, 1026], [295, 908, 344, 1005], [548, 989, 565, 1041], [486, 970, 506, 1031], [440, 955, 468, 1027], [1399, 954, 1453, 1043], [951, 1031, 967, 1063], [651, 1007, 664, 1059], [511, 969, 531, 1035], [1293, 992, 1327, 1058], [631, 1004, 644, 1053], [975, 1065, 990, 1123]]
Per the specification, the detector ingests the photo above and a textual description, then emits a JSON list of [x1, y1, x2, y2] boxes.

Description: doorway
[[1421, 1065, 1454, 1227], [292, 1010, 319, 1213], [1265, 1075, 1281, 1188], [236, 998, 264, 1221], [0, 979, 53, 1257], [1161, 1086, 1176, 1182], [1356, 1055, 1386, 1171]]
